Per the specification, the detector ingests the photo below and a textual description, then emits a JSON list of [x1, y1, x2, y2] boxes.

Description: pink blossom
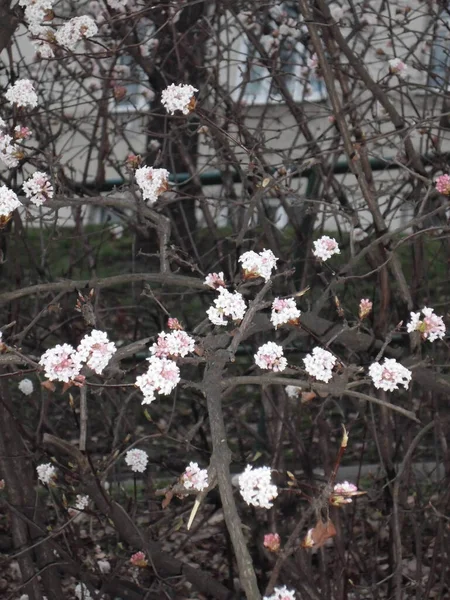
[[303, 347, 336, 382], [331, 481, 360, 505], [23, 171, 53, 206], [150, 330, 195, 358], [76, 330, 117, 374], [312, 236, 340, 261], [204, 272, 225, 289], [135, 356, 180, 404], [368, 358, 411, 392], [359, 299, 373, 320], [130, 551, 148, 567], [255, 342, 287, 372], [39, 343, 83, 383], [5, 79, 38, 108], [407, 307, 445, 342], [263, 533, 281, 552], [389, 58, 407, 78], [167, 318, 183, 330], [239, 249, 278, 282], [271, 297, 300, 328], [181, 462, 209, 491], [435, 174, 450, 196], [0, 185, 22, 216]]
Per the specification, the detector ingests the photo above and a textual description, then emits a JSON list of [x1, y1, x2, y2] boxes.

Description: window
[[236, 2, 327, 105], [428, 11, 450, 89]]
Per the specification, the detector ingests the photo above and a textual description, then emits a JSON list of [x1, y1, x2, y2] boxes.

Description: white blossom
[[207, 287, 246, 326], [312, 236, 340, 261], [255, 342, 287, 372], [55, 16, 98, 51], [74, 494, 90, 510], [18, 378, 34, 395], [135, 356, 180, 404], [204, 272, 225, 289], [97, 559, 111, 574], [0, 134, 22, 168], [5, 79, 38, 109], [181, 462, 209, 491], [303, 347, 336, 382], [271, 298, 300, 328], [239, 249, 278, 282], [0, 185, 21, 217], [36, 463, 56, 485], [238, 465, 278, 509], [264, 586, 296, 600], [161, 83, 198, 115], [389, 58, 407, 78], [76, 330, 116, 375], [22, 171, 53, 206], [135, 166, 170, 204], [369, 358, 411, 392], [125, 448, 148, 473], [285, 385, 301, 399], [106, 0, 128, 10], [406, 307, 445, 342], [74, 583, 92, 600]]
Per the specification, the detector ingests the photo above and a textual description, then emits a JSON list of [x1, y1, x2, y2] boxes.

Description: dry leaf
[[302, 519, 336, 549], [162, 490, 173, 509]]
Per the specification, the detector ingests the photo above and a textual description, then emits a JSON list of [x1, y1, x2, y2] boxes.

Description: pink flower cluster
[[389, 58, 407, 78], [207, 287, 247, 326], [239, 249, 278, 282], [181, 462, 209, 491], [332, 481, 359, 505], [368, 358, 411, 392], [150, 330, 195, 358], [238, 465, 278, 509], [204, 272, 225, 289], [130, 551, 148, 567], [263, 533, 281, 552], [5, 79, 38, 109], [135, 356, 180, 404], [312, 236, 340, 261], [271, 297, 300, 328], [359, 298, 373, 320], [23, 171, 54, 206], [0, 185, 22, 217], [161, 83, 198, 115], [436, 174, 450, 196], [255, 342, 287, 372], [125, 448, 148, 473], [0, 120, 24, 168], [264, 586, 296, 600], [39, 330, 116, 382], [303, 347, 336, 382], [76, 330, 117, 374], [407, 307, 445, 342], [135, 166, 170, 204]]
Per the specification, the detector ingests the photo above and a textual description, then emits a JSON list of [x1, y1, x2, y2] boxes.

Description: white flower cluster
[[0, 185, 22, 217], [75, 494, 90, 510], [368, 358, 411, 392], [135, 166, 170, 204], [0, 121, 22, 168], [239, 249, 278, 281], [135, 356, 180, 404], [255, 342, 287, 372], [285, 385, 301, 399], [107, 0, 128, 10], [125, 448, 148, 473], [150, 330, 195, 358], [207, 287, 247, 326], [181, 462, 209, 491], [264, 586, 296, 600], [39, 343, 83, 382], [18, 378, 34, 395], [36, 463, 56, 485], [39, 331, 116, 382], [303, 347, 336, 382], [74, 583, 92, 600], [23, 171, 54, 206], [76, 330, 117, 375], [238, 465, 278, 509], [204, 272, 225, 289], [161, 83, 198, 115], [5, 79, 38, 109], [312, 236, 340, 261], [389, 58, 407, 78], [55, 16, 98, 51], [270, 298, 300, 328], [18, 0, 55, 36], [406, 307, 445, 342]]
